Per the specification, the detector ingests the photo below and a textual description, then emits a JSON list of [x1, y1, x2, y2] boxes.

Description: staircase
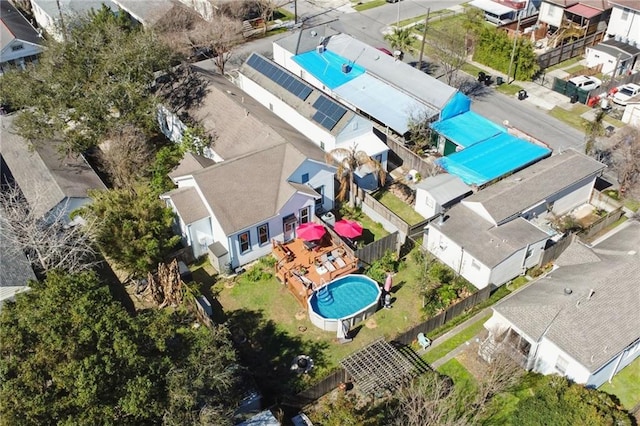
[[316, 286, 334, 305]]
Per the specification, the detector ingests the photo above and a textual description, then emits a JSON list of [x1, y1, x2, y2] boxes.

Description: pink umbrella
[[384, 273, 393, 293], [333, 219, 363, 239], [296, 222, 326, 241]]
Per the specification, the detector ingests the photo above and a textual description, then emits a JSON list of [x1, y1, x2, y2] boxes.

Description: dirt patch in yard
[[455, 339, 489, 381]]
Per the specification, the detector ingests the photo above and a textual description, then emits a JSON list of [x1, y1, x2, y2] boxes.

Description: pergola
[[340, 338, 417, 396]]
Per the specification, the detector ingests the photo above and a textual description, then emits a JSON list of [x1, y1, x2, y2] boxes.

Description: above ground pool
[[307, 274, 381, 332]]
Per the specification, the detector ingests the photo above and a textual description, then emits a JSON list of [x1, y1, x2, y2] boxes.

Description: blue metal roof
[[436, 133, 552, 186], [293, 49, 365, 89], [431, 111, 506, 149]]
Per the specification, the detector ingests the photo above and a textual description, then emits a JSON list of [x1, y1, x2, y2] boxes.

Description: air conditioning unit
[[341, 63, 352, 74], [316, 45, 325, 54]]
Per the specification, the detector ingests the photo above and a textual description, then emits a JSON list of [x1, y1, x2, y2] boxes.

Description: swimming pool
[[307, 274, 381, 332]]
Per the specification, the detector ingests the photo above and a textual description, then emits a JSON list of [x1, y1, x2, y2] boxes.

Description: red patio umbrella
[[296, 222, 326, 241], [334, 219, 363, 239]]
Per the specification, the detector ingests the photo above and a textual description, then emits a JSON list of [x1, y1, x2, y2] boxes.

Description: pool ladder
[[316, 284, 333, 305]]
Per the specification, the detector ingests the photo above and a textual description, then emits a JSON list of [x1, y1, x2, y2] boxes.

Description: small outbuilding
[[414, 174, 472, 220]]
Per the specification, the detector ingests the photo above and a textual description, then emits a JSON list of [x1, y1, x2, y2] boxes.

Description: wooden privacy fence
[[289, 368, 349, 407], [361, 190, 410, 236], [539, 234, 574, 267], [354, 232, 399, 266], [537, 31, 604, 69], [385, 136, 438, 178]]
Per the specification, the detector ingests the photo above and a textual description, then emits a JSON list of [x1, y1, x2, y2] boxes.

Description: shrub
[[365, 250, 400, 283]]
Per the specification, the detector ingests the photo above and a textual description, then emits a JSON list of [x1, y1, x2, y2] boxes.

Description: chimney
[[588, 289, 595, 299]]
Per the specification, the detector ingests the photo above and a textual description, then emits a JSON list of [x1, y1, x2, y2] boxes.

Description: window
[[320, 141, 325, 150], [239, 232, 250, 254], [258, 224, 269, 245], [11, 44, 24, 51], [314, 186, 324, 211], [425, 196, 434, 208], [299, 207, 310, 224], [301, 173, 309, 183], [555, 355, 569, 375], [471, 259, 481, 270]]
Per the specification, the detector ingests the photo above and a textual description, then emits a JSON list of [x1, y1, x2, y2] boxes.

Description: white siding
[[607, 7, 640, 43], [586, 48, 618, 75], [489, 238, 545, 286], [30, 2, 60, 41], [0, 40, 42, 64], [534, 338, 591, 384], [289, 161, 336, 212], [461, 200, 496, 225], [538, 2, 563, 27], [335, 115, 372, 144], [415, 188, 440, 220], [622, 103, 640, 126], [187, 216, 214, 259], [547, 177, 595, 216]]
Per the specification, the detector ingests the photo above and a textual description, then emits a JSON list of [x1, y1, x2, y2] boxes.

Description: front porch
[[272, 236, 359, 307]]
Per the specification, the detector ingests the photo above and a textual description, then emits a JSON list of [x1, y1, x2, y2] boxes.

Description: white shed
[[414, 174, 472, 220]]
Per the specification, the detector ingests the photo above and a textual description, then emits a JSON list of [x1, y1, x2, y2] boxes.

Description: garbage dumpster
[[484, 75, 492, 86], [517, 89, 527, 100], [478, 71, 486, 82], [496, 76, 504, 85]]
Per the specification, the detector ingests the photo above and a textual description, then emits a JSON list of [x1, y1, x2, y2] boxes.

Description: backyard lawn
[[423, 313, 492, 364], [600, 357, 640, 410], [436, 358, 478, 395], [373, 190, 426, 225]]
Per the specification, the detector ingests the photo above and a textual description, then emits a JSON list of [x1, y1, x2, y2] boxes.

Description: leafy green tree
[[384, 27, 414, 57], [0, 5, 174, 155], [473, 27, 539, 81], [77, 187, 181, 276], [0, 271, 243, 425]]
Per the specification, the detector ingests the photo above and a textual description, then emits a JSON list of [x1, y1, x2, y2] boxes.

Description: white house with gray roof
[[414, 174, 472, 220], [272, 26, 457, 136], [482, 220, 640, 387], [423, 150, 606, 289], [161, 143, 337, 272], [1, 0, 44, 74], [0, 210, 36, 309], [29, 0, 119, 41]]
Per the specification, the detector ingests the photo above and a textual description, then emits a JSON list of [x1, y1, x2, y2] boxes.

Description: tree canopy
[[0, 270, 243, 425], [0, 5, 175, 155]]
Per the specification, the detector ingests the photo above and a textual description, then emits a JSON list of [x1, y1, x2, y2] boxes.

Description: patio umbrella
[[296, 222, 326, 241], [334, 219, 363, 239]]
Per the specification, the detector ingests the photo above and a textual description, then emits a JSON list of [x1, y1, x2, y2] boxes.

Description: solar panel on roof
[[312, 95, 347, 131], [246, 54, 312, 100]]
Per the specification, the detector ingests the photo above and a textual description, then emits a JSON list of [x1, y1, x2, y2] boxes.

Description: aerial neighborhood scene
[[2, 0, 640, 423]]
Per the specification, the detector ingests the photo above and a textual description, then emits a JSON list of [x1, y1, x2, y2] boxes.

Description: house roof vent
[[564, 287, 572, 295], [588, 289, 595, 299]]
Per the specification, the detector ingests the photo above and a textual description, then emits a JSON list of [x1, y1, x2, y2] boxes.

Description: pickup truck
[[567, 75, 602, 92], [612, 83, 640, 106]]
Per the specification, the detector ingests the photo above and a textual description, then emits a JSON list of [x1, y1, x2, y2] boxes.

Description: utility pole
[[294, 0, 298, 25], [396, 0, 400, 27], [417, 9, 430, 71], [507, 14, 522, 84]]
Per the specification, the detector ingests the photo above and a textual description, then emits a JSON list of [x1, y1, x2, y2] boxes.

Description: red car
[[376, 47, 393, 56]]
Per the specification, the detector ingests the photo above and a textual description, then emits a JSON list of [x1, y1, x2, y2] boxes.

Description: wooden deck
[[273, 237, 359, 308]]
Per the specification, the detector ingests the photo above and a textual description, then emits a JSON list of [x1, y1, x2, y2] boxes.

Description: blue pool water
[[293, 50, 365, 90], [309, 275, 380, 319]]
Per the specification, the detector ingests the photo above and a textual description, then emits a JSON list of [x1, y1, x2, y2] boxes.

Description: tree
[[325, 145, 386, 208], [99, 124, 154, 189], [76, 187, 181, 276], [384, 27, 414, 57], [187, 13, 245, 75], [428, 26, 468, 85], [583, 109, 606, 156], [473, 27, 539, 81], [0, 270, 244, 425], [0, 6, 175, 155], [254, 0, 280, 35], [609, 126, 640, 198], [0, 183, 98, 274]]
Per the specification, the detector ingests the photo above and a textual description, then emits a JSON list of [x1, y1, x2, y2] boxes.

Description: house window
[[320, 141, 325, 150], [239, 232, 250, 254], [622, 8, 630, 20], [301, 173, 309, 183], [555, 355, 569, 375], [258, 224, 269, 246], [471, 259, 481, 270], [11, 44, 24, 51], [425, 196, 434, 208], [299, 207, 310, 224], [314, 186, 325, 211]]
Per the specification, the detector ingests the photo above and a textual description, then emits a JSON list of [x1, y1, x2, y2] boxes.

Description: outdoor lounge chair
[[417, 333, 431, 350], [324, 261, 336, 272], [334, 256, 347, 268]]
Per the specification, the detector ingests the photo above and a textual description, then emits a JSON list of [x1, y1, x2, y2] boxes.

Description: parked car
[[567, 75, 602, 92], [612, 83, 640, 106], [376, 47, 393, 56]]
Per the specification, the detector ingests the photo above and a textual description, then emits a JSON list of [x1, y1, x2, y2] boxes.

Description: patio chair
[[324, 260, 336, 272], [334, 256, 347, 269], [417, 333, 431, 350]]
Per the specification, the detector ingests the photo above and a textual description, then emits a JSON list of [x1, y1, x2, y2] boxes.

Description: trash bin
[[484, 75, 492, 86], [518, 89, 527, 100], [478, 71, 486, 82], [496, 76, 504, 85], [570, 94, 578, 104]]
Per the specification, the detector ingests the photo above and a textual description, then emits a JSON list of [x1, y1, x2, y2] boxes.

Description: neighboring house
[[470, 0, 540, 24], [111, 0, 180, 27], [621, 100, 640, 125], [0, 210, 36, 309], [482, 219, 640, 388], [161, 143, 336, 272], [537, 0, 611, 45], [236, 53, 389, 188], [0, 0, 44, 74], [29, 0, 119, 41], [604, 0, 640, 42], [272, 26, 457, 136], [414, 174, 472, 220], [424, 150, 606, 289], [0, 114, 106, 223], [585, 36, 640, 77]]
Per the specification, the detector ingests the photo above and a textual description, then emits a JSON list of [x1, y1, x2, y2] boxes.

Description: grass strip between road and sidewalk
[[353, 0, 386, 12], [423, 313, 492, 364]]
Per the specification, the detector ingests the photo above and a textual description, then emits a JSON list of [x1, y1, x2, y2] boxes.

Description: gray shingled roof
[[169, 152, 216, 180], [239, 53, 356, 137], [191, 143, 308, 234], [0, 114, 106, 218], [186, 69, 326, 163], [589, 38, 640, 61], [430, 203, 550, 268], [112, 0, 179, 26], [495, 220, 640, 372], [164, 186, 209, 225], [416, 174, 472, 206], [463, 150, 605, 225], [1, 0, 43, 51], [0, 210, 35, 301]]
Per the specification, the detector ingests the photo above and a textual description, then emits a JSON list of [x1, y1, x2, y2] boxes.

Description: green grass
[[373, 190, 426, 225], [423, 313, 492, 364], [545, 57, 582, 72], [461, 62, 485, 78], [437, 358, 478, 395], [603, 115, 625, 128], [624, 198, 640, 212], [564, 64, 586, 75], [548, 105, 591, 131], [600, 357, 640, 409], [496, 83, 524, 96], [353, 0, 386, 11], [507, 275, 529, 291]]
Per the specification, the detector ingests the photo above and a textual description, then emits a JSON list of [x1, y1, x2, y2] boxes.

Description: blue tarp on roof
[[440, 92, 471, 120], [431, 111, 506, 149], [436, 133, 551, 186], [293, 50, 366, 89]]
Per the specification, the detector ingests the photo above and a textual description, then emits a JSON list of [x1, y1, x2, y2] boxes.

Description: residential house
[[161, 143, 336, 272], [482, 219, 640, 387], [236, 53, 389, 188], [414, 174, 472, 220], [0, 0, 44, 74], [111, 0, 181, 27], [0, 114, 106, 223], [537, 0, 611, 46], [424, 150, 606, 289], [585, 0, 640, 75], [29, 0, 120, 41], [469, 0, 540, 24], [621, 100, 640, 125], [0, 210, 36, 308], [272, 26, 457, 137]]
